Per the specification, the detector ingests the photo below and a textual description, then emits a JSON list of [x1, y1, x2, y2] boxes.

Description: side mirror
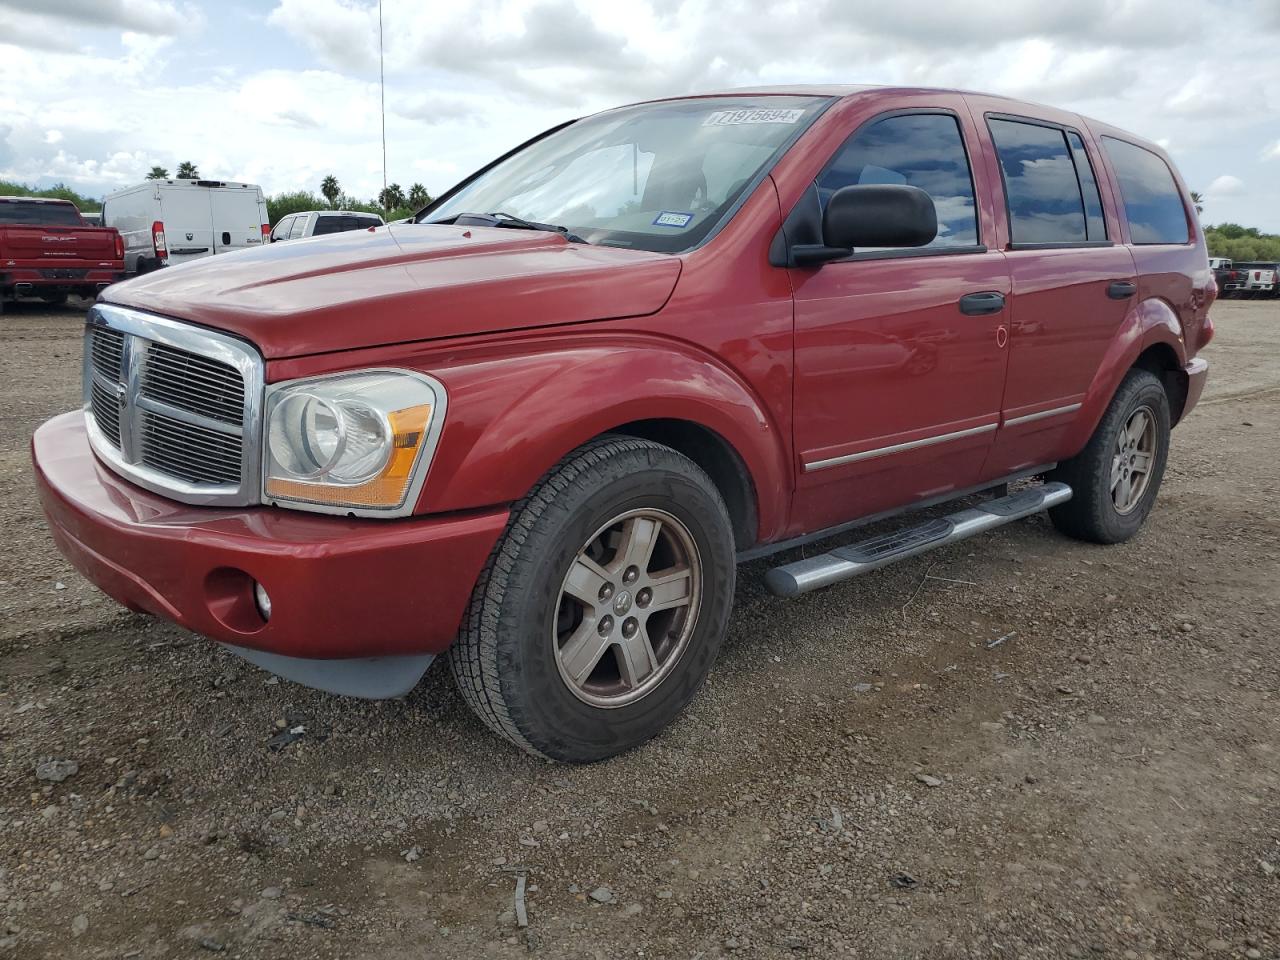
[[793, 184, 938, 266]]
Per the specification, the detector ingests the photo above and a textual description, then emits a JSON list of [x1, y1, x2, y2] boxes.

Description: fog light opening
[[254, 582, 272, 622]]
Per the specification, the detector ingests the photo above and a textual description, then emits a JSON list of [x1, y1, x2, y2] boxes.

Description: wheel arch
[[415, 339, 791, 545], [1063, 297, 1191, 453], [1131, 340, 1191, 425], [609, 418, 759, 550]]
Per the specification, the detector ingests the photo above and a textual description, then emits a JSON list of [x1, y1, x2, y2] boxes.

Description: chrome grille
[[89, 377, 122, 447], [90, 327, 125, 379], [82, 304, 264, 506], [139, 411, 243, 484], [139, 343, 244, 425]]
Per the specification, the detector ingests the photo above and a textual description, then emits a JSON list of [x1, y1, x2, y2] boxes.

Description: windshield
[[423, 96, 828, 253], [0, 200, 84, 226]]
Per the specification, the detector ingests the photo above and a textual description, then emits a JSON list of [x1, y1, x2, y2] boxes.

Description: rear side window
[[988, 119, 1086, 244], [1065, 132, 1107, 240], [313, 215, 379, 235], [311, 215, 347, 235], [817, 112, 979, 249], [1102, 137, 1190, 245], [0, 200, 83, 226], [287, 216, 308, 239]]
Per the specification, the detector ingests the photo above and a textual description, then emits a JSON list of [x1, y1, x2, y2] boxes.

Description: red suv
[[33, 86, 1212, 762]]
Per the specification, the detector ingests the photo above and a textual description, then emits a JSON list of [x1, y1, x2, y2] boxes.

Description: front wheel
[[1048, 368, 1171, 544], [449, 436, 736, 762]]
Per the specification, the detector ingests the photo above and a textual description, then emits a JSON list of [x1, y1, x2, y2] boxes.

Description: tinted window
[[311, 216, 348, 235], [1066, 132, 1107, 240], [354, 216, 382, 230], [989, 119, 1085, 243], [1102, 137, 1189, 244], [0, 200, 84, 226], [817, 113, 979, 249]]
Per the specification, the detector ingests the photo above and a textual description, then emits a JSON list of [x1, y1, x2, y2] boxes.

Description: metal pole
[[379, 0, 387, 205]]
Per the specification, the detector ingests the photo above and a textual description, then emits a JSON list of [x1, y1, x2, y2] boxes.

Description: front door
[[790, 108, 1011, 533]]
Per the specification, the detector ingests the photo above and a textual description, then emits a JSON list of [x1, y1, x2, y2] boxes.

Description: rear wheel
[[1048, 368, 1170, 544], [449, 436, 736, 762]]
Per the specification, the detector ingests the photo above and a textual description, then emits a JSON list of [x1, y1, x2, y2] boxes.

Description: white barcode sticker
[[703, 108, 805, 127], [653, 211, 694, 228]]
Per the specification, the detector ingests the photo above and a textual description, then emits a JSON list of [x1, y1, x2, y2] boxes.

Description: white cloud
[[266, 0, 377, 72], [0, 0, 1278, 231], [1207, 175, 1245, 197], [0, 0, 192, 36]]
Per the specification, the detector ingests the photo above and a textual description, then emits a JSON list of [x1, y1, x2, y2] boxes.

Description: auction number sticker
[[703, 108, 805, 126], [653, 211, 694, 228]]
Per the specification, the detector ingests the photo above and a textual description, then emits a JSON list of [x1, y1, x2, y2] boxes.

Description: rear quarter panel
[[1056, 120, 1210, 453]]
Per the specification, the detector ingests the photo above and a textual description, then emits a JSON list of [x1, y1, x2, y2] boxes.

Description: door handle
[[958, 291, 1006, 316], [1107, 280, 1137, 299]]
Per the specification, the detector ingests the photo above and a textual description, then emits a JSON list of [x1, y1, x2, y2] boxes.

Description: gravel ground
[[1, 297, 1278, 960]]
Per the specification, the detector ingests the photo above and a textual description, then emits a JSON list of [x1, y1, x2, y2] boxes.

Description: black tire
[[449, 436, 736, 762], [1048, 368, 1171, 544]]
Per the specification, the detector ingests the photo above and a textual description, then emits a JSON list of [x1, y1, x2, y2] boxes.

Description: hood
[[103, 222, 682, 359]]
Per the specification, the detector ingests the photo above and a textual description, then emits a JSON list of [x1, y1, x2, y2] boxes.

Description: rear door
[[966, 102, 1138, 476], [159, 185, 215, 265], [209, 186, 267, 254]]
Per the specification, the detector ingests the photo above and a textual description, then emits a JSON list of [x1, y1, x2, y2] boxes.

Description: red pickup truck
[[0, 197, 125, 312], [32, 86, 1212, 762]]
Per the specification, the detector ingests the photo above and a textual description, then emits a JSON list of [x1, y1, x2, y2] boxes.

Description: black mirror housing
[[823, 184, 938, 251]]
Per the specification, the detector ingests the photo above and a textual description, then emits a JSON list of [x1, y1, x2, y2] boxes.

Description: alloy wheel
[[1111, 405, 1157, 514], [553, 509, 702, 708]]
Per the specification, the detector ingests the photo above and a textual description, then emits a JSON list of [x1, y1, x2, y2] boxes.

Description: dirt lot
[[1, 298, 1278, 959]]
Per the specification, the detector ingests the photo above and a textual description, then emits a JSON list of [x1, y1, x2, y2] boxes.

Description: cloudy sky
[[1, 0, 1278, 230]]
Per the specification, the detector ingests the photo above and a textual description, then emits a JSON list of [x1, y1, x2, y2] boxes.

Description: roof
[[284, 210, 384, 218], [0, 195, 76, 203], [628, 84, 1149, 152]]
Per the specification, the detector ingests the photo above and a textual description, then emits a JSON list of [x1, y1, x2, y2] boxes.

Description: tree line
[[262, 175, 431, 225], [1205, 223, 1280, 262]]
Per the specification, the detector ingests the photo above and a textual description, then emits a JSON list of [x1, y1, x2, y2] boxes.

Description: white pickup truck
[[1234, 262, 1278, 298]]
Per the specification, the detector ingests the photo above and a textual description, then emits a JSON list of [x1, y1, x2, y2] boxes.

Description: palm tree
[[320, 175, 341, 209], [378, 183, 406, 212], [175, 161, 200, 180], [1190, 191, 1204, 215], [407, 183, 431, 208], [145, 166, 169, 180]]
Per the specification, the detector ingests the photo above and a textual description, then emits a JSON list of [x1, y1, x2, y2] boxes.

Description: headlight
[[263, 369, 446, 515]]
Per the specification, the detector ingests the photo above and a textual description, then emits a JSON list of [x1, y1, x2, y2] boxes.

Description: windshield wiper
[[431, 211, 588, 244]]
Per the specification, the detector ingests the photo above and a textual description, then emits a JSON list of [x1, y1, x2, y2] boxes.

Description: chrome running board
[[764, 482, 1073, 598]]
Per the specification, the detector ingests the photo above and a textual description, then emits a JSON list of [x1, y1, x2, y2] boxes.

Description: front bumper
[[33, 412, 507, 675]]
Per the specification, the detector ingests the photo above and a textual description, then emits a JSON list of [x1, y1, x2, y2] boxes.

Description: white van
[[101, 179, 269, 275]]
